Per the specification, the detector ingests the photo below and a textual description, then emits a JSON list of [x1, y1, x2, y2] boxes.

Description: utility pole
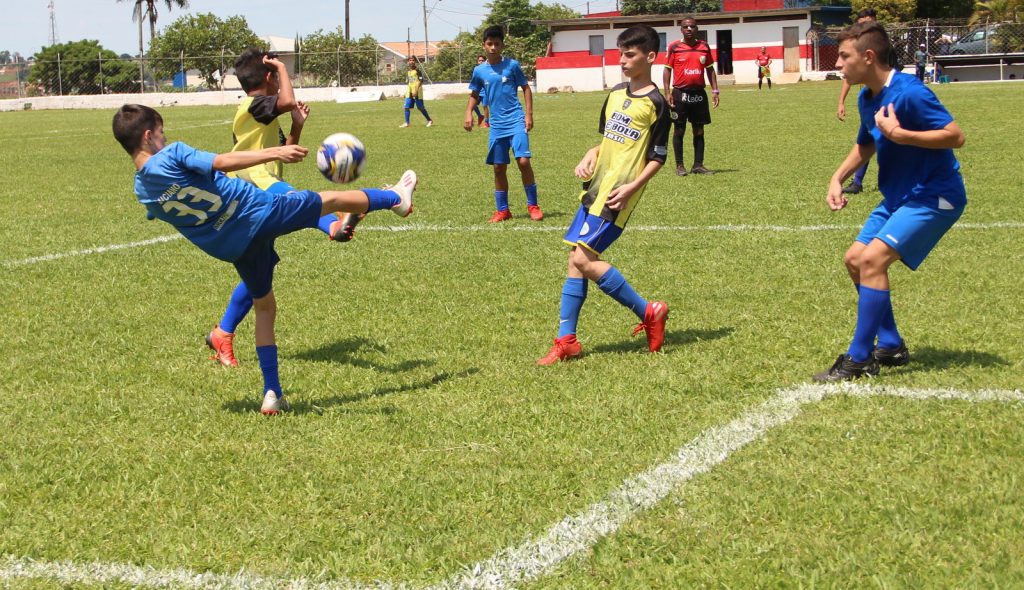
[[422, 0, 429, 63], [344, 0, 350, 40]]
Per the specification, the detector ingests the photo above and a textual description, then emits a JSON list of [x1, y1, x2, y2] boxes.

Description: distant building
[[534, 4, 851, 91], [377, 41, 442, 75]]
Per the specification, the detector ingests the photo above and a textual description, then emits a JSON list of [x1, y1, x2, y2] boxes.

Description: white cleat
[[389, 170, 417, 218], [398, 123, 410, 128], [260, 390, 291, 416], [426, 120, 433, 127]]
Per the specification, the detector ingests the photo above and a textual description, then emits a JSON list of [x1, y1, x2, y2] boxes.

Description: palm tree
[[969, 0, 1021, 24], [144, 0, 190, 41]]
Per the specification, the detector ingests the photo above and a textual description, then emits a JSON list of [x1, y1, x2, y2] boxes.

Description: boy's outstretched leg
[[319, 170, 417, 221]]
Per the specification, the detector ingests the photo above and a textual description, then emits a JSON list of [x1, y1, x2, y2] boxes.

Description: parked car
[[946, 25, 1002, 55]]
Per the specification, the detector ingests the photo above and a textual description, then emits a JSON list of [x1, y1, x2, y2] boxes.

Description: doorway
[[783, 26, 800, 73], [716, 30, 734, 75]]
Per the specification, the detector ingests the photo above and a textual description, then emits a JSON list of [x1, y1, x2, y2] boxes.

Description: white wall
[[0, 82, 470, 112], [536, 67, 605, 93]]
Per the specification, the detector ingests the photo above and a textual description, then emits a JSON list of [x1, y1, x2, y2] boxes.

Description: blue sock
[[364, 188, 400, 212], [848, 285, 889, 362], [495, 190, 509, 212], [317, 214, 337, 235], [219, 282, 253, 334], [597, 267, 647, 319], [524, 183, 538, 207], [404, 109, 411, 124], [853, 161, 869, 185], [256, 345, 282, 396], [855, 284, 902, 349], [558, 278, 588, 338]]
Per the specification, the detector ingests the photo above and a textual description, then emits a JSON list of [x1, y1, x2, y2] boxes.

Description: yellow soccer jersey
[[228, 95, 286, 190], [580, 83, 671, 227], [406, 68, 422, 99]]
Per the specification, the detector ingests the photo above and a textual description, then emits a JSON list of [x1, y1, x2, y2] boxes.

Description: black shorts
[[671, 87, 711, 126]]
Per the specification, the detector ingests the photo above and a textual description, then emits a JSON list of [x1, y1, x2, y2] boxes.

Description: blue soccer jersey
[[133, 142, 274, 262], [469, 58, 528, 137], [856, 71, 966, 211]]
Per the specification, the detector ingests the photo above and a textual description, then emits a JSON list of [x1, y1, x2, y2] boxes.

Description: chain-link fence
[[0, 42, 485, 99], [807, 19, 1024, 73]]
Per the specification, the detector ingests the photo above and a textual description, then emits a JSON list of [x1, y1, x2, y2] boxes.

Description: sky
[[2, 0, 618, 58]]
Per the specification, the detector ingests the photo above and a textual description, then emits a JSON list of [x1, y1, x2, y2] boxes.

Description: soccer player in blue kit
[[814, 21, 966, 382], [464, 25, 543, 222], [113, 104, 417, 414]]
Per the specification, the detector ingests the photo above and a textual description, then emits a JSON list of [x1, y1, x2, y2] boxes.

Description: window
[[589, 35, 605, 56], [658, 32, 667, 52]]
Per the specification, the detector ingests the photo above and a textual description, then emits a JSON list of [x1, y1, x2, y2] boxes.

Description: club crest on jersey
[[622, 99, 632, 109], [699, 56, 707, 65]]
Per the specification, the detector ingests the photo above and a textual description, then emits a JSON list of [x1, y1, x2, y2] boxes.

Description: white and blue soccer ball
[[316, 133, 366, 184]]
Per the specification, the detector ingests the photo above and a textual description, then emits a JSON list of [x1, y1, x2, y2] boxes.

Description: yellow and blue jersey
[[580, 83, 671, 227], [406, 68, 422, 99], [228, 95, 286, 190]]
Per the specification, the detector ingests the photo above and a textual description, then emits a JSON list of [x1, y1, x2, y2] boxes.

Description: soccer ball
[[316, 133, 366, 184]]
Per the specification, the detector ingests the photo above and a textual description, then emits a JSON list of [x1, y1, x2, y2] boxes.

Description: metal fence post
[[337, 45, 341, 86], [376, 45, 380, 87], [98, 51, 104, 95], [57, 52, 63, 96]]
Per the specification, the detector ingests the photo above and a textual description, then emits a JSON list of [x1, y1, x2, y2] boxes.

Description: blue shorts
[[855, 199, 963, 270], [265, 180, 296, 195], [486, 130, 531, 165], [563, 206, 623, 255], [404, 97, 426, 110], [233, 190, 323, 299]]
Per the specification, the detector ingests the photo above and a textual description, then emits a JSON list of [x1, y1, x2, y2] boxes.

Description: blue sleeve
[[511, 61, 528, 88], [855, 89, 874, 146], [902, 85, 954, 131], [171, 142, 216, 175], [468, 67, 483, 93]]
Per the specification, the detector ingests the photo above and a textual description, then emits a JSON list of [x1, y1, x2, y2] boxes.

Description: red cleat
[[527, 204, 544, 221], [537, 335, 583, 366], [206, 325, 238, 367], [488, 209, 513, 223], [481, 120, 490, 128], [632, 301, 669, 352]]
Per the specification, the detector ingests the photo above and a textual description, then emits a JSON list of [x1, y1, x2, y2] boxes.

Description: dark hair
[[482, 25, 504, 43], [617, 25, 660, 54], [838, 21, 892, 63], [234, 47, 274, 92], [856, 8, 877, 20], [112, 104, 162, 154]]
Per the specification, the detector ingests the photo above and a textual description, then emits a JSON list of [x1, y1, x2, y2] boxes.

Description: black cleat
[[841, 182, 863, 194], [689, 164, 714, 175], [329, 212, 364, 242], [873, 341, 910, 367], [813, 354, 880, 383], [675, 165, 688, 176]]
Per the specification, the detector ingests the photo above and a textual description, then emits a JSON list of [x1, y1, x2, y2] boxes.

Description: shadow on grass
[[289, 336, 434, 374], [589, 326, 734, 356], [891, 346, 1010, 374], [221, 368, 482, 415]]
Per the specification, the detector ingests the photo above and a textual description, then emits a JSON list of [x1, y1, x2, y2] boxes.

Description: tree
[[426, 31, 481, 83], [28, 40, 136, 95], [851, 0, 918, 22], [148, 13, 265, 88], [300, 28, 380, 87], [476, 1, 579, 79], [917, 0, 974, 18], [0, 51, 10, 65], [144, 0, 190, 41], [484, 0, 536, 38], [621, 0, 720, 16], [970, 0, 1022, 23]]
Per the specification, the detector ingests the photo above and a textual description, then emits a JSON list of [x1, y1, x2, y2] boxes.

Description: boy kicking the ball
[[113, 104, 417, 414], [813, 22, 966, 382], [206, 48, 364, 368], [538, 25, 672, 365]]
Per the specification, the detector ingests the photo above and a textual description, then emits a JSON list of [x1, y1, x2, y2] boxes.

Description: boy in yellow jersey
[[206, 48, 360, 367], [400, 56, 433, 128], [538, 25, 672, 365]]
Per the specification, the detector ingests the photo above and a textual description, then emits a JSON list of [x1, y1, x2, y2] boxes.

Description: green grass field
[[1, 81, 1023, 589]]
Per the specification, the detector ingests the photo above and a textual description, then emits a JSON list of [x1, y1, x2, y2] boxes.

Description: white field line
[[1, 383, 1021, 590], [2, 235, 183, 268], [5, 220, 1024, 268]]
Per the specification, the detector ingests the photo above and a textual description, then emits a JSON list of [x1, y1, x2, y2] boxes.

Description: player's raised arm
[[213, 145, 307, 172], [874, 104, 965, 149]]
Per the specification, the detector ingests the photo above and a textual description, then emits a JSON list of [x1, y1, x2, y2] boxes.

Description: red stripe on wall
[[535, 54, 604, 69]]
